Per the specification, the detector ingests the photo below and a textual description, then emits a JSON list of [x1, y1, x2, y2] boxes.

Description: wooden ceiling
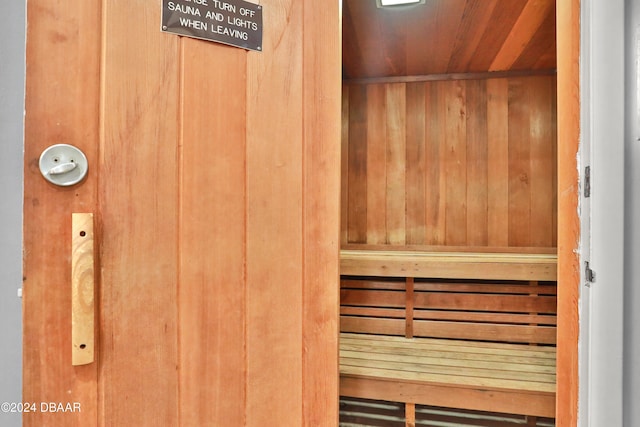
[[342, 0, 556, 80]]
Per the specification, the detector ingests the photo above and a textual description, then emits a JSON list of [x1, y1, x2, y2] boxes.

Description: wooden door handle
[[71, 213, 95, 366]]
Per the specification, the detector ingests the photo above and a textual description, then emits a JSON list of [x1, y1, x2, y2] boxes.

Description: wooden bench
[[339, 245, 558, 424]]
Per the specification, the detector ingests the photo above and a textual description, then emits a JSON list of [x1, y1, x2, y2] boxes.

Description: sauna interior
[[339, 1, 558, 426]]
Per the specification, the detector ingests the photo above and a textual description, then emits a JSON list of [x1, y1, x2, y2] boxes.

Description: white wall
[[0, 1, 24, 426], [625, 0, 640, 425], [583, 0, 626, 425]]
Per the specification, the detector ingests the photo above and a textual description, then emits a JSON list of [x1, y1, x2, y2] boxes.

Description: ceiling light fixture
[[376, 0, 425, 8]]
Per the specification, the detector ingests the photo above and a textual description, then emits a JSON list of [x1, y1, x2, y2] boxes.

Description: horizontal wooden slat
[[341, 307, 405, 319], [414, 293, 557, 314], [341, 365, 554, 394], [413, 320, 557, 344], [340, 350, 556, 375], [413, 310, 557, 325], [413, 281, 557, 295], [341, 279, 406, 291], [342, 244, 558, 254], [341, 317, 405, 336], [341, 289, 405, 307], [340, 249, 557, 281], [343, 69, 557, 85], [340, 357, 556, 384], [340, 311, 557, 330], [340, 376, 556, 418], [342, 279, 558, 295], [341, 334, 556, 361]]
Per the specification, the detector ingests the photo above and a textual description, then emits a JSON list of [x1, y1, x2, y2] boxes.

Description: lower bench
[[340, 333, 556, 419], [339, 246, 558, 424]]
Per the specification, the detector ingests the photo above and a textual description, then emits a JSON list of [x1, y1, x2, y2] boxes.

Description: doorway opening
[[338, 1, 560, 425]]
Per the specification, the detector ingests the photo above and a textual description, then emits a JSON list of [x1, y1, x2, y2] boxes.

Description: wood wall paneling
[[366, 84, 386, 244], [426, 82, 446, 245], [486, 78, 510, 247], [466, 79, 489, 246], [406, 82, 427, 245], [341, 85, 350, 245], [508, 78, 533, 247], [444, 79, 468, 246], [348, 85, 368, 243], [386, 84, 407, 245], [342, 75, 557, 249], [529, 77, 556, 247]]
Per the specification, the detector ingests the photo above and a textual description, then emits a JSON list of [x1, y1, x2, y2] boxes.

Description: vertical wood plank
[[366, 84, 387, 244], [487, 78, 510, 246], [556, 0, 581, 424], [529, 76, 556, 247], [341, 85, 350, 245], [552, 80, 559, 246], [465, 79, 489, 246], [386, 83, 407, 245], [508, 78, 532, 246], [425, 82, 446, 245], [406, 82, 427, 245], [302, 2, 341, 423], [99, 0, 179, 424], [405, 278, 414, 339], [23, 0, 100, 424], [405, 402, 416, 427], [179, 40, 247, 426], [348, 85, 368, 243], [444, 80, 467, 245], [246, 0, 303, 424]]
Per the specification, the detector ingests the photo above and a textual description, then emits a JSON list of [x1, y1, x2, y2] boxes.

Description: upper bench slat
[[340, 249, 557, 281]]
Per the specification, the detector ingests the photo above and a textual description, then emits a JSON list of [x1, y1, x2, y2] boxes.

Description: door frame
[[578, 0, 625, 425], [557, 0, 625, 424], [555, 0, 581, 425]]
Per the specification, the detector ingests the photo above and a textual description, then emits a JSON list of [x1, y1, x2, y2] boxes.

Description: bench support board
[[341, 376, 556, 419]]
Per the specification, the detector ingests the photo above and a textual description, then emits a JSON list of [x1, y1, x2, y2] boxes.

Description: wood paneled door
[[22, 1, 340, 426]]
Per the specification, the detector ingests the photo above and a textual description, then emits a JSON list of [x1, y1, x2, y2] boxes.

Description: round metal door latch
[[39, 144, 89, 187]]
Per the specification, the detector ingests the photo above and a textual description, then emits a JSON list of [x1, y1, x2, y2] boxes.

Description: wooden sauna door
[[22, 1, 340, 426]]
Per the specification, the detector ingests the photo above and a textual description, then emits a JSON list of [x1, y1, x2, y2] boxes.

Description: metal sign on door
[[162, 0, 263, 51]]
